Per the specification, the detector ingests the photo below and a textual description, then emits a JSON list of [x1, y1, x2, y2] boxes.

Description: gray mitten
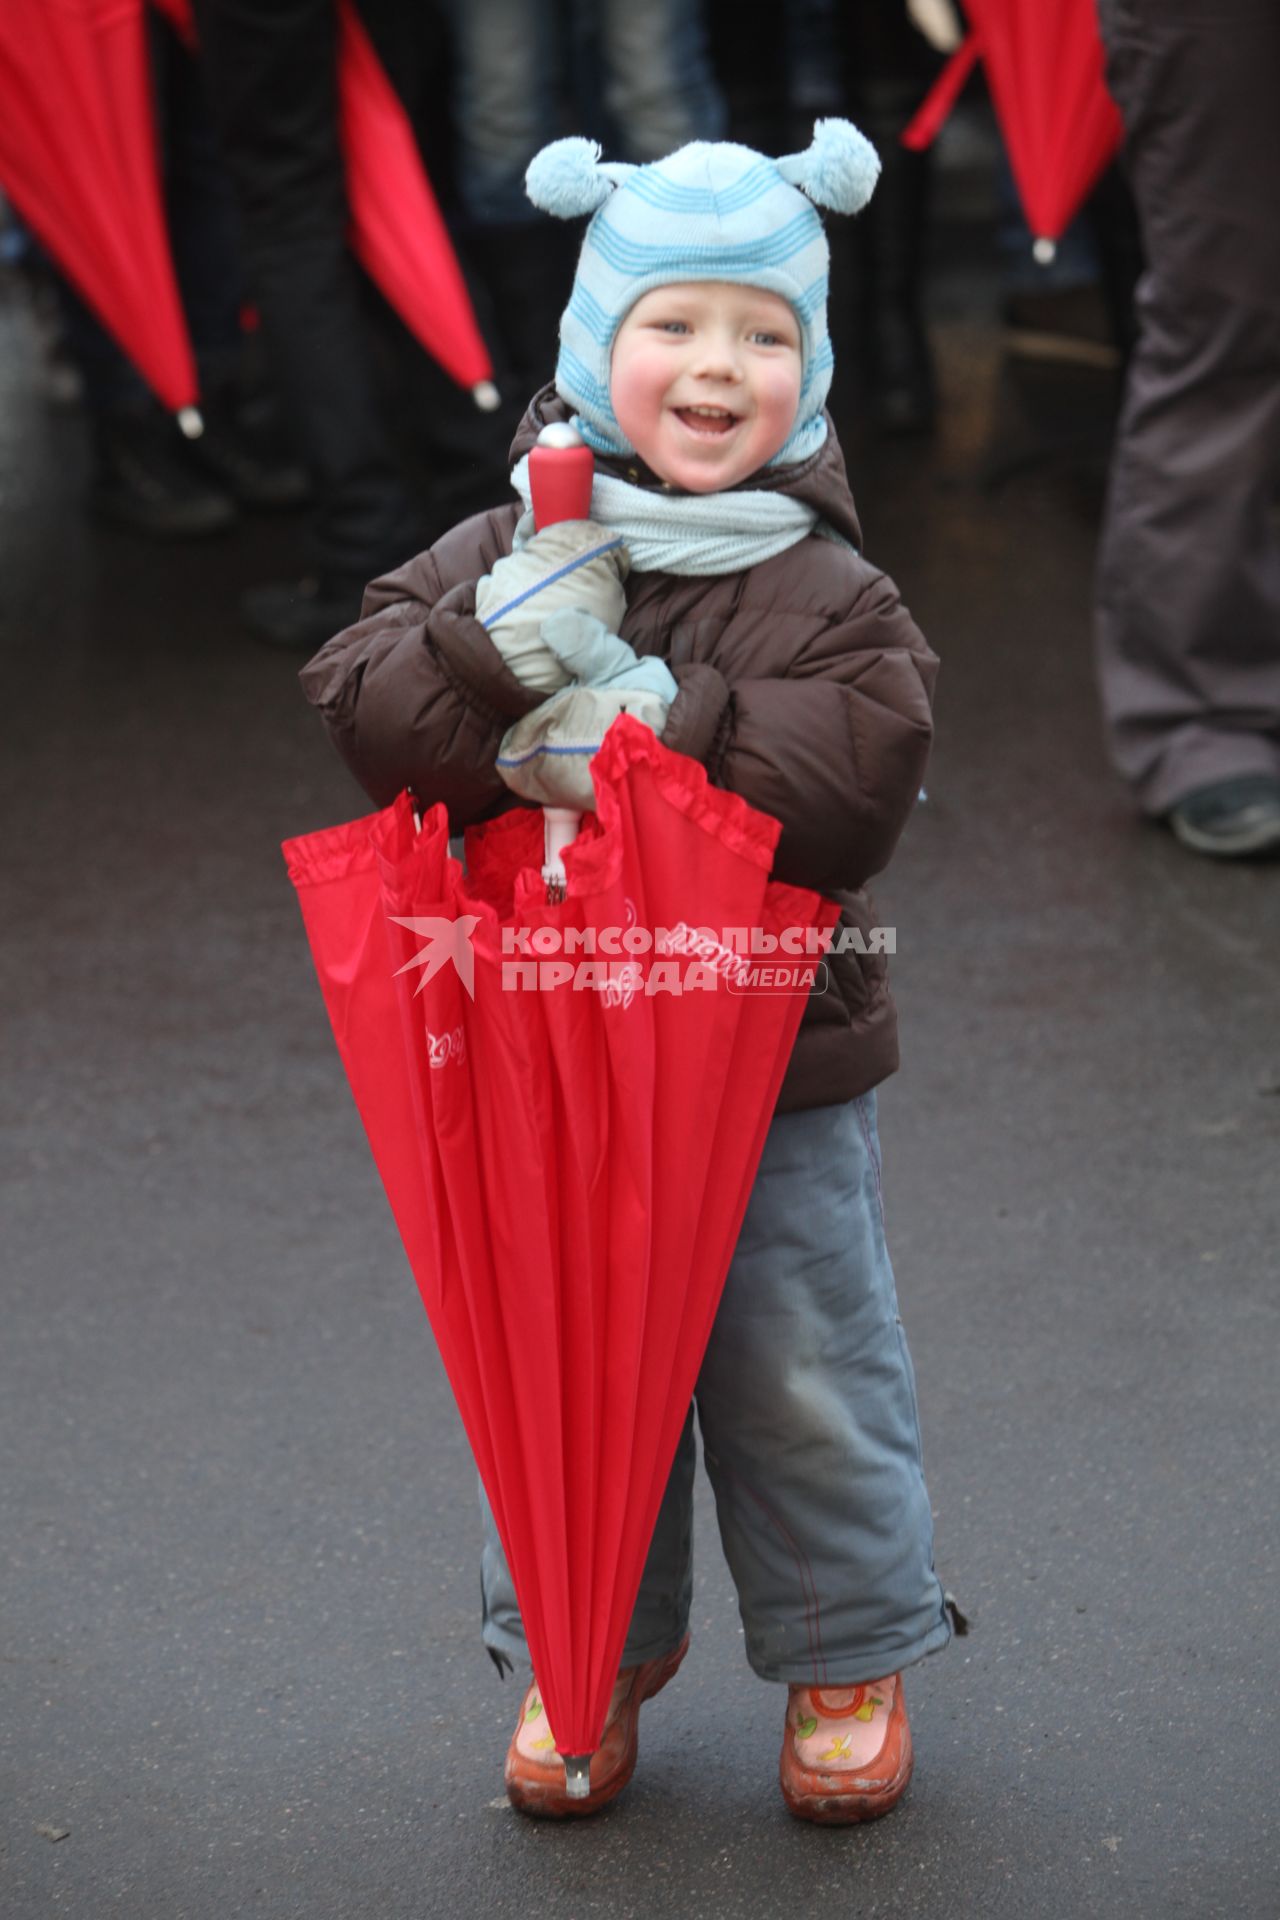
[[494, 608, 677, 809], [496, 685, 672, 810], [476, 522, 630, 693], [538, 609, 679, 701]]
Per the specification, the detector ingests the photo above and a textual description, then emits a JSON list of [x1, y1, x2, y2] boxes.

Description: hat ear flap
[[776, 118, 880, 214], [526, 137, 636, 217]]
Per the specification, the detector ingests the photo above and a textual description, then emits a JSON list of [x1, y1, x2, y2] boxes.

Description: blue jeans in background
[[445, 0, 726, 226]]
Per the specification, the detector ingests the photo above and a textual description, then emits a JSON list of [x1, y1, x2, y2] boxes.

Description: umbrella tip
[[563, 1755, 592, 1798], [177, 406, 204, 440], [1032, 236, 1057, 266], [472, 380, 501, 412], [536, 422, 584, 450]]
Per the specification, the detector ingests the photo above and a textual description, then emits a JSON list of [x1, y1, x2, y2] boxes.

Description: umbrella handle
[[529, 425, 594, 903], [563, 1754, 592, 1799], [529, 422, 594, 530]]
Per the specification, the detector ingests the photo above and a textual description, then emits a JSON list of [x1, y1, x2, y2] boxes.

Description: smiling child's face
[[608, 281, 803, 493]]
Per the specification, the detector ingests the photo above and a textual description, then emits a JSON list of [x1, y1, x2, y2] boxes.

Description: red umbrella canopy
[[0, 0, 199, 418], [335, 0, 497, 407], [284, 718, 839, 1781], [904, 0, 1122, 256]]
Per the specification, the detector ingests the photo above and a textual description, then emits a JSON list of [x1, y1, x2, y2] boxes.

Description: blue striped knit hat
[[525, 120, 880, 469]]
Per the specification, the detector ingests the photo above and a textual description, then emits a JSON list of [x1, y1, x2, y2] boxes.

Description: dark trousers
[[1094, 0, 1280, 813], [196, 0, 421, 580]]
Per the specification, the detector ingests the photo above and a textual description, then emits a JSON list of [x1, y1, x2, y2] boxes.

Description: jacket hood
[[509, 384, 863, 552]]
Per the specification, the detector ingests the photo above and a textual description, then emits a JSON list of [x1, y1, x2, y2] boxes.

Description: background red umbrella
[[335, 0, 497, 408], [0, 0, 200, 425], [148, 0, 193, 44], [904, 0, 1122, 260], [284, 720, 839, 1785], [153, 0, 497, 407]]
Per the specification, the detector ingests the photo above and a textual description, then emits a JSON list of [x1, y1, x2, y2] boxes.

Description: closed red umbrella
[[0, 0, 200, 422], [284, 718, 839, 1786], [335, 0, 497, 408], [904, 0, 1122, 259]]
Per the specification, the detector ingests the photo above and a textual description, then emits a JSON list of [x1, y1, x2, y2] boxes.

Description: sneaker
[[504, 1633, 690, 1819], [1167, 775, 1280, 859], [779, 1675, 912, 1824]]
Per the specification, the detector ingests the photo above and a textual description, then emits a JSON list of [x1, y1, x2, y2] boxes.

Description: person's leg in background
[[442, 0, 576, 408], [1094, 0, 1280, 855], [50, 12, 306, 541], [153, 17, 311, 516], [56, 272, 238, 539], [443, 0, 725, 428], [840, 0, 942, 434], [593, 0, 727, 161], [712, 0, 940, 434], [197, 0, 424, 646]]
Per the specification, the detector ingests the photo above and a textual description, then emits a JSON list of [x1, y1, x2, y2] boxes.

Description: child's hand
[[494, 613, 677, 809], [495, 684, 671, 810], [477, 522, 630, 694], [538, 609, 677, 702]]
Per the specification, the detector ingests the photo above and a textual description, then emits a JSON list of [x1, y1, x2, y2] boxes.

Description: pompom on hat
[[526, 119, 880, 469]]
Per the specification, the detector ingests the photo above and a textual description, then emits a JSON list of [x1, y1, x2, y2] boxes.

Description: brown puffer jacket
[[299, 387, 938, 1112]]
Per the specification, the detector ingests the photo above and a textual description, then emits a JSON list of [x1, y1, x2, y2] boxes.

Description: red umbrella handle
[[527, 426, 597, 907], [528, 423, 595, 531]]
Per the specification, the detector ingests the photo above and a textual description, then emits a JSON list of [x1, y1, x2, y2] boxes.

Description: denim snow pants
[[480, 1093, 952, 1686]]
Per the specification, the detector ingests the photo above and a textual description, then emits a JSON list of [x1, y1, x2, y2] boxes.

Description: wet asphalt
[[2, 275, 1277, 1920]]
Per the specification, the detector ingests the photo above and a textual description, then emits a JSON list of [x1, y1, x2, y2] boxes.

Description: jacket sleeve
[[297, 508, 544, 824], [661, 562, 937, 894]]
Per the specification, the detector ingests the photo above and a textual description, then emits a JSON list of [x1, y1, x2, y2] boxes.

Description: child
[[300, 120, 953, 1825]]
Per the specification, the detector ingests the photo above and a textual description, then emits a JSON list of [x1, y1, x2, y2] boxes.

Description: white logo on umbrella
[[426, 1027, 467, 1069], [389, 914, 482, 999]]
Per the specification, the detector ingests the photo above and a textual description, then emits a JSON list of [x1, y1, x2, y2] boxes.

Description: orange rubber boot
[[779, 1675, 913, 1824], [505, 1634, 690, 1818]]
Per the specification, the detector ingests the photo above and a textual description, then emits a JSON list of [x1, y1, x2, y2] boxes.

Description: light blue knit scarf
[[509, 452, 842, 577]]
